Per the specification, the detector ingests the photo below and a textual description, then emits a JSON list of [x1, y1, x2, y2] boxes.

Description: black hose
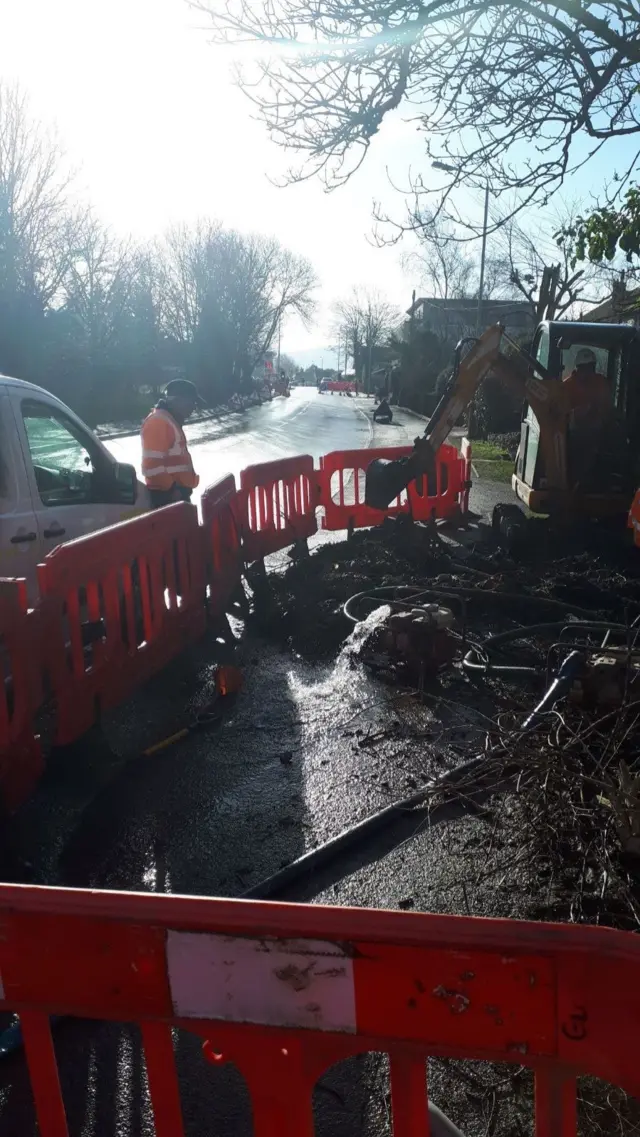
[[343, 584, 608, 625], [243, 755, 506, 901], [462, 621, 630, 677]]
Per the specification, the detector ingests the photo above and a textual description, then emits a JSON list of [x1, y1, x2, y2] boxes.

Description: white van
[[0, 375, 149, 599]]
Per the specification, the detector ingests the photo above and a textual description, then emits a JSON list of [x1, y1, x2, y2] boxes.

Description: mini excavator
[[366, 320, 640, 519]]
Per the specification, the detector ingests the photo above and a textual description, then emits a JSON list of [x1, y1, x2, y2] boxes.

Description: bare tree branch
[[192, 0, 640, 219]]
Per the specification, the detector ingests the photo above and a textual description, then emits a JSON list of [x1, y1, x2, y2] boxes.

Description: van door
[[0, 391, 42, 595], [13, 395, 130, 554]]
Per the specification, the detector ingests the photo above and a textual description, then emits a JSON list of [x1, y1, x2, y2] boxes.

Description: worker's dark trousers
[[149, 484, 193, 509]]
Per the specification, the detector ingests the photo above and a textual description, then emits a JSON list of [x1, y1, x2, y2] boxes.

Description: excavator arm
[[365, 325, 569, 510]]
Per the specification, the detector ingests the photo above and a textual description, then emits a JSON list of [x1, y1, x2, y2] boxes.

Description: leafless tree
[[155, 221, 317, 393], [332, 287, 398, 382], [0, 82, 76, 306], [402, 214, 477, 301], [154, 221, 222, 344], [403, 200, 625, 324], [192, 0, 640, 226], [0, 83, 321, 415], [61, 214, 142, 357], [331, 293, 364, 371], [278, 351, 298, 375], [489, 203, 630, 319]]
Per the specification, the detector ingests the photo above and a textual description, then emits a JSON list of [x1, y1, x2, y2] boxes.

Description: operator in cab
[[563, 347, 613, 485], [563, 348, 612, 425], [141, 379, 203, 508]]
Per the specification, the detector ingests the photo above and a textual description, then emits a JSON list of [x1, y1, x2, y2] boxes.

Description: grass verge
[[473, 458, 514, 483]]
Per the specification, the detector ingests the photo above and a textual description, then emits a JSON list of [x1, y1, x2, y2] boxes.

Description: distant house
[[406, 296, 535, 341], [584, 285, 640, 326]]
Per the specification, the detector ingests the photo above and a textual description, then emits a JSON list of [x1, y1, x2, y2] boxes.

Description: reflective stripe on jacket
[[140, 407, 199, 491]]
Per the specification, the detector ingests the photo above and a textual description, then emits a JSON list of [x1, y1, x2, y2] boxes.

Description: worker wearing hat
[[141, 379, 204, 508], [563, 348, 612, 486], [563, 348, 612, 425]]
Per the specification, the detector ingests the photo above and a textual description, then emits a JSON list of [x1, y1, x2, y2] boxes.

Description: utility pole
[[468, 187, 490, 437], [276, 319, 281, 377], [432, 161, 490, 335], [433, 160, 491, 435], [477, 183, 489, 334]]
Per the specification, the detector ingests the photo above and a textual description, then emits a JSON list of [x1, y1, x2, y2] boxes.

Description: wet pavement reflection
[[107, 388, 373, 508]]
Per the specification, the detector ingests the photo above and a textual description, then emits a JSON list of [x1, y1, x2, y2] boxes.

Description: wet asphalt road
[[107, 387, 373, 511], [108, 386, 508, 520], [0, 392, 514, 1136]]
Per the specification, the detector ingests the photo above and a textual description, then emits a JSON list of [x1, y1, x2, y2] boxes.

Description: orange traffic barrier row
[[0, 580, 45, 814], [0, 443, 471, 810], [0, 883, 639, 1135], [39, 502, 207, 747], [200, 474, 243, 617], [238, 455, 320, 560], [318, 442, 465, 532]]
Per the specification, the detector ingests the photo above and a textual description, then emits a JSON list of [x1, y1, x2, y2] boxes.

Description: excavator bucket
[[365, 326, 503, 510]]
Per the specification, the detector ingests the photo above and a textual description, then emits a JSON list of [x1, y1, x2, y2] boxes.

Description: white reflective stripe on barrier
[[166, 930, 357, 1031]]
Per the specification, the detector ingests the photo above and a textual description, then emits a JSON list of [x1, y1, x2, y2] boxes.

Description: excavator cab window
[[533, 326, 550, 373], [517, 327, 550, 488], [515, 321, 640, 503], [560, 341, 612, 381]]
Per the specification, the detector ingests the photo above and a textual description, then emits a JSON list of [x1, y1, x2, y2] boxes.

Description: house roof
[[406, 296, 532, 317], [584, 287, 640, 323]]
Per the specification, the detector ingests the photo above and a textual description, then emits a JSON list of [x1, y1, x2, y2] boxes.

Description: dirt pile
[[250, 517, 640, 659]]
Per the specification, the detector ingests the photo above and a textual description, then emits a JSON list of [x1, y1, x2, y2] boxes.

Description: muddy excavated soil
[[251, 515, 640, 658]]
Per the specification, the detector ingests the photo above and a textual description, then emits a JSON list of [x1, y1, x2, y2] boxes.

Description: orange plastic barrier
[[2, 884, 640, 1135], [319, 443, 466, 531], [238, 455, 320, 561], [0, 580, 45, 813], [327, 380, 355, 392], [200, 475, 243, 617], [38, 503, 207, 746], [0, 441, 469, 788]]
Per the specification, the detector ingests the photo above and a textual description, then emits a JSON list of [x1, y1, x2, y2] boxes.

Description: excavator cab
[[514, 320, 640, 516]]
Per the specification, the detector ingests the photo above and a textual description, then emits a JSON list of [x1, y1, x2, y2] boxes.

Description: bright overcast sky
[[2, 0, 629, 364], [0, 0, 443, 362]]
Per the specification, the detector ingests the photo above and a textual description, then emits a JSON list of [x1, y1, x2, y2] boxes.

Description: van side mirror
[[113, 462, 138, 505]]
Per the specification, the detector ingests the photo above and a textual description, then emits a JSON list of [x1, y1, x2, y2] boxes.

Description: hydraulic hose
[[243, 755, 508, 901], [343, 584, 607, 625], [462, 621, 630, 678]]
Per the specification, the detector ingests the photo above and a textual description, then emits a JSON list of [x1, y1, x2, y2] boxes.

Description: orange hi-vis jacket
[[140, 407, 199, 491]]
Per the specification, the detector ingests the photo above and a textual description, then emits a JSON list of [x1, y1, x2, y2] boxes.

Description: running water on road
[[107, 388, 373, 508]]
